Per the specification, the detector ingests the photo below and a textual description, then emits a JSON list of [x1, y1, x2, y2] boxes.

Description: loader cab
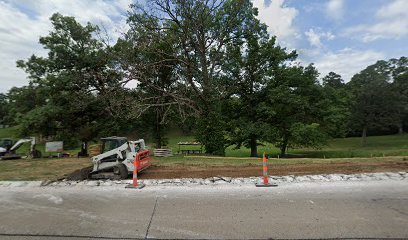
[[100, 137, 128, 153], [0, 138, 14, 150]]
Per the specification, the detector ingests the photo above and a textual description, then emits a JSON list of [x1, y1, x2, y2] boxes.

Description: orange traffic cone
[[256, 152, 277, 187], [126, 153, 145, 189]]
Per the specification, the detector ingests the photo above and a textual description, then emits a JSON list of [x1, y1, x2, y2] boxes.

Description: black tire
[[116, 163, 129, 179]]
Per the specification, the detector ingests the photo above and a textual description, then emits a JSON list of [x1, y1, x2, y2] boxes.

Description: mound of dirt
[[63, 160, 408, 180], [65, 166, 93, 181]]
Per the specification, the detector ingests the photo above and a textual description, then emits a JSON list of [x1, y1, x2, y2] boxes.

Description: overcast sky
[[1, 0, 407, 93]]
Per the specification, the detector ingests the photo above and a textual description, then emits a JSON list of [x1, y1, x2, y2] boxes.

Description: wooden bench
[[177, 142, 203, 155], [180, 149, 202, 154]]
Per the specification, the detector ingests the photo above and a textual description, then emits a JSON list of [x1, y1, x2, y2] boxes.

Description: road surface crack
[[145, 197, 158, 239]]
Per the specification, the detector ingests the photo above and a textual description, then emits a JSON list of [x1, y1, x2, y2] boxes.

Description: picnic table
[[177, 141, 203, 154]]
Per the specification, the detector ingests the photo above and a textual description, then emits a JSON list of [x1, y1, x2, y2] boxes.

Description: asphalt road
[[0, 180, 407, 239]]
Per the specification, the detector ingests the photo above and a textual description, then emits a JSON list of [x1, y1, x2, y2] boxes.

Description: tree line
[[0, 0, 407, 157]]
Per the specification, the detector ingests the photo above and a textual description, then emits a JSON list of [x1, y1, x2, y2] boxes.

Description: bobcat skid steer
[[90, 137, 151, 179]]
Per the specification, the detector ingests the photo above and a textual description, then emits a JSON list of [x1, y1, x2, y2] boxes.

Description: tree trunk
[[250, 137, 257, 157], [280, 136, 289, 157], [361, 126, 367, 146], [155, 111, 162, 149], [398, 122, 403, 135], [78, 141, 88, 157], [155, 129, 162, 149]]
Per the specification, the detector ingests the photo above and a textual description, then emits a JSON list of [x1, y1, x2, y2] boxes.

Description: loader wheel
[[114, 164, 129, 179]]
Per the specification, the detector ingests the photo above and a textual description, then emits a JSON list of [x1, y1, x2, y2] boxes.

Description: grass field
[[163, 133, 408, 158], [2, 127, 408, 158], [0, 126, 18, 138]]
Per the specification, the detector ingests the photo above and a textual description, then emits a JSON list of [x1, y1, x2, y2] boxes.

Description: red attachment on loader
[[136, 150, 151, 172], [129, 150, 150, 189]]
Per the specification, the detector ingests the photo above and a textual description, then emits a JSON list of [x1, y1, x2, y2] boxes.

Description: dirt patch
[[63, 160, 408, 180], [139, 161, 408, 179]]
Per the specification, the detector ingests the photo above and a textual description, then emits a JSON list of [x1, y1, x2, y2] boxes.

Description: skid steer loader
[[90, 137, 151, 179]]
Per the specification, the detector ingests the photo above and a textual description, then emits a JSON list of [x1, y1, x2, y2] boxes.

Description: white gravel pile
[[0, 171, 406, 188]]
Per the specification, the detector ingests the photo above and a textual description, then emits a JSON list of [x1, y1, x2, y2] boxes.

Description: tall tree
[[321, 72, 351, 138], [0, 93, 9, 125], [222, 8, 296, 157], [348, 60, 399, 145], [389, 57, 408, 134], [16, 13, 121, 144], [125, 0, 256, 155], [6, 85, 48, 129], [260, 65, 327, 156], [115, 13, 190, 148]]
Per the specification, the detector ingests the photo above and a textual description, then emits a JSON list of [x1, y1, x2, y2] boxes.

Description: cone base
[[125, 183, 145, 189], [255, 183, 278, 187]]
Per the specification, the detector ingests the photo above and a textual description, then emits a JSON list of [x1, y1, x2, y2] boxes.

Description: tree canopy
[[2, 4, 408, 156]]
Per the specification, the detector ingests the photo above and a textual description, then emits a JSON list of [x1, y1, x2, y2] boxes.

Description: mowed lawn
[[165, 133, 408, 158], [3, 127, 408, 158]]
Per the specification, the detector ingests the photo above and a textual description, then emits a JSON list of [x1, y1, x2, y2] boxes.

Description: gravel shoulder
[[0, 171, 406, 189]]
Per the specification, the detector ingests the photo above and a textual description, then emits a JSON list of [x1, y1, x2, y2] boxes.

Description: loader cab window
[[101, 139, 127, 153], [0, 139, 13, 150], [134, 143, 141, 152]]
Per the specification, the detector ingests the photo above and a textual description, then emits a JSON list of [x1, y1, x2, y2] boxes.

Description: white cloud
[[376, 0, 408, 19], [305, 29, 322, 47], [326, 0, 344, 21], [0, 0, 131, 93], [304, 29, 335, 48], [252, 0, 299, 44], [0, 1, 49, 93], [344, 0, 408, 42], [312, 48, 385, 81]]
